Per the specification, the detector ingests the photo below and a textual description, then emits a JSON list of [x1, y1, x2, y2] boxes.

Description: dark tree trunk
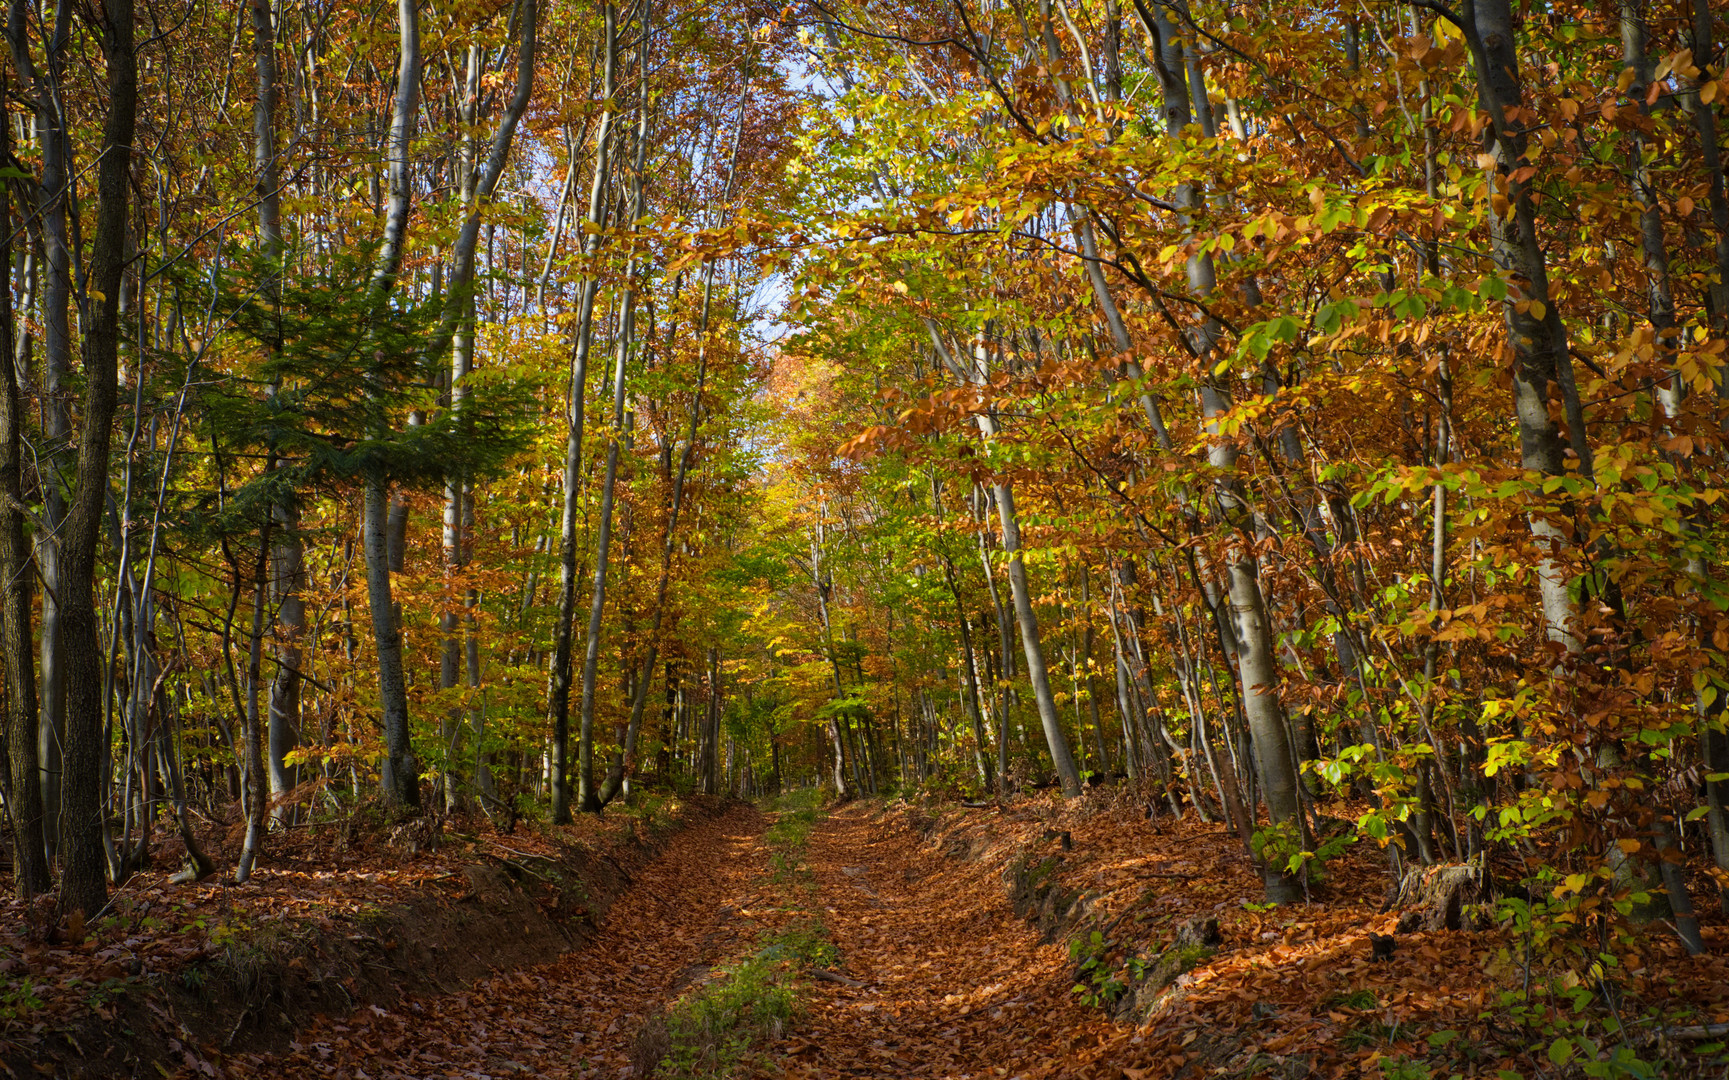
[[58, 0, 136, 919]]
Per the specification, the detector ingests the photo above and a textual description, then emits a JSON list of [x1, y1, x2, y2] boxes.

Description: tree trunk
[[236, 515, 273, 882], [0, 102, 49, 896], [578, 22, 646, 813], [365, 477, 419, 809], [57, 0, 135, 919], [985, 473, 1082, 797], [6, 0, 75, 871], [1462, 0, 1582, 650], [253, 0, 301, 825], [546, 4, 616, 824]]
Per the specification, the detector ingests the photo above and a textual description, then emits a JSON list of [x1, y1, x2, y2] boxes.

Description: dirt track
[[768, 803, 1107, 1080], [218, 805, 768, 1080]]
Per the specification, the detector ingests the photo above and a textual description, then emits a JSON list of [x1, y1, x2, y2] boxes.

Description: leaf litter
[[19, 789, 1729, 1079]]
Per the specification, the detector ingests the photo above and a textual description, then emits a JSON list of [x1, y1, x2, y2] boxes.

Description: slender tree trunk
[[7, 0, 74, 870], [0, 102, 49, 896], [1666, 0, 1729, 909], [811, 524, 852, 798], [984, 473, 1082, 797], [236, 514, 273, 882], [926, 326, 1083, 799], [366, 477, 419, 809], [254, 0, 301, 825], [352, 0, 424, 811], [547, 4, 616, 824], [969, 487, 1016, 791], [943, 558, 993, 790], [578, 20, 646, 813], [57, 0, 136, 919], [1462, 0, 1582, 650]]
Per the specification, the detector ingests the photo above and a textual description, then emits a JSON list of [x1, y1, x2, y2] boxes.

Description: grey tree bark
[[547, 3, 617, 824], [252, 0, 303, 832], [1446, 0, 1582, 651], [5, 0, 73, 868], [928, 325, 1082, 796], [577, 19, 647, 813], [363, 0, 423, 810], [440, 0, 536, 812]]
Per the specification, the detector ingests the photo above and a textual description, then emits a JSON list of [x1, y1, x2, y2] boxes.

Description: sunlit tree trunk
[[578, 17, 646, 813], [930, 326, 1082, 796], [439, 0, 534, 813], [547, 3, 617, 824], [363, 0, 422, 810]]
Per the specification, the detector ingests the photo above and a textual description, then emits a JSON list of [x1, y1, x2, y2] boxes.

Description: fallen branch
[[808, 967, 866, 988], [1656, 1023, 1729, 1041]]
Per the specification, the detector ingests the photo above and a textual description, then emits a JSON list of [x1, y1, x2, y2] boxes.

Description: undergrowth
[[657, 922, 837, 1079], [655, 787, 834, 1078], [765, 788, 823, 887]]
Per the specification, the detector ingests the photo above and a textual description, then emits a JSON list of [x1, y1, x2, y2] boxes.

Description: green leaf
[[1549, 1035, 1574, 1066]]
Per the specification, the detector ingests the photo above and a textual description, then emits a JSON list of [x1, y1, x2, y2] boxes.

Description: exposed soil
[[209, 802, 768, 1079], [0, 795, 745, 1079]]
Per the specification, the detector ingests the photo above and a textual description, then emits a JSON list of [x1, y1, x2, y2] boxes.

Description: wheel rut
[[769, 803, 1109, 1080], [218, 804, 769, 1080]]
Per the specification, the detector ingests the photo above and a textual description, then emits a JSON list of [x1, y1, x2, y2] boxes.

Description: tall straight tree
[[57, 0, 136, 918], [365, 0, 423, 809], [4, 0, 73, 868], [440, 0, 537, 811], [929, 324, 1082, 797], [0, 91, 49, 898], [547, 1, 618, 824], [577, 11, 649, 813]]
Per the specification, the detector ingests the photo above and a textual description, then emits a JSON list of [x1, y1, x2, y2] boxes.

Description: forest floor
[[825, 793, 1729, 1080], [215, 802, 771, 1080], [11, 789, 1729, 1078], [772, 801, 1108, 1079]]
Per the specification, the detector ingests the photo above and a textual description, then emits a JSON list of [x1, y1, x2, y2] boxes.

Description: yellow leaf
[[1703, 80, 1720, 105], [1617, 838, 1641, 854], [1529, 300, 1547, 321], [89, 289, 105, 303], [1616, 67, 1638, 93]]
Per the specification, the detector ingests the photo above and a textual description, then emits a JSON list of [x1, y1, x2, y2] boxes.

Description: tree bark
[[6, 0, 74, 870], [57, 0, 135, 919], [578, 19, 647, 813], [547, 3, 617, 824], [0, 99, 49, 896], [1457, 0, 1582, 650]]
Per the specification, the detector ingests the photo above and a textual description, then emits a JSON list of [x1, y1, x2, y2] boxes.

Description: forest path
[[770, 803, 1111, 1080], [219, 803, 769, 1080]]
